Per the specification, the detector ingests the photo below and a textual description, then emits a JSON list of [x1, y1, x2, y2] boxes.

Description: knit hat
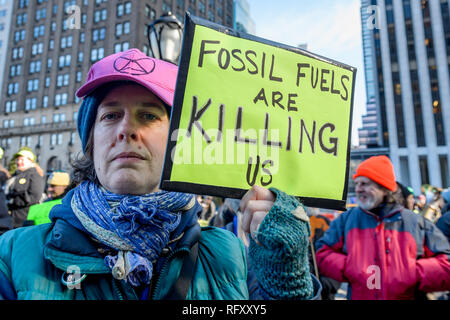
[[353, 155, 397, 191], [14, 149, 36, 163], [47, 172, 70, 186], [397, 181, 413, 199], [75, 48, 178, 151]]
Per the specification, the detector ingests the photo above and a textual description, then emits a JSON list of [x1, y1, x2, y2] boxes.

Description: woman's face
[[92, 84, 170, 195], [406, 194, 415, 210], [16, 156, 33, 171]]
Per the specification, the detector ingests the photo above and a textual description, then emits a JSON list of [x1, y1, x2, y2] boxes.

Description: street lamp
[[35, 143, 41, 157], [147, 12, 183, 65], [35, 143, 41, 164]]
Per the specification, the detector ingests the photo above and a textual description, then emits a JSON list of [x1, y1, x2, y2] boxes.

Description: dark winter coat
[[0, 170, 11, 235], [6, 167, 44, 228]]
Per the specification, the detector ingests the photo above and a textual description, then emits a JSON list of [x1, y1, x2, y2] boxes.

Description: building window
[[399, 156, 411, 187], [162, 1, 171, 13], [29, 60, 42, 74], [115, 23, 122, 37], [10, 64, 21, 77], [94, 9, 107, 22], [53, 113, 66, 123], [57, 75, 63, 87], [114, 42, 129, 53], [60, 36, 73, 49], [31, 42, 44, 55], [7, 83, 19, 95], [18, 0, 28, 9], [93, 27, 106, 42], [25, 98, 37, 110], [124, 21, 130, 34], [419, 155, 430, 185], [58, 54, 71, 68], [117, 3, 124, 17], [23, 117, 35, 126], [51, 133, 57, 146], [125, 1, 132, 14], [91, 48, 104, 61], [422, 3, 446, 146], [55, 93, 69, 106], [5, 101, 17, 113], [33, 24, 45, 38], [62, 93, 68, 105], [439, 155, 449, 188]]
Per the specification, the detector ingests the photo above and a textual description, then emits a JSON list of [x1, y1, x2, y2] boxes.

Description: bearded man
[[315, 155, 450, 300]]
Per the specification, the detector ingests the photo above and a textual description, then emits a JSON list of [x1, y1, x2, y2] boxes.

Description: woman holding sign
[[0, 49, 319, 300]]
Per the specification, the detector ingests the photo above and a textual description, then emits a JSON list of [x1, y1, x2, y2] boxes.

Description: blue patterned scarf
[[71, 181, 195, 287]]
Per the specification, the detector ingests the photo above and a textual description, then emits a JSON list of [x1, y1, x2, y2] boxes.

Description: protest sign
[[160, 13, 356, 210]]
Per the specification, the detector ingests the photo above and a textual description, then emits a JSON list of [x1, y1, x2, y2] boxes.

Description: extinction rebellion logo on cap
[[113, 52, 156, 76]]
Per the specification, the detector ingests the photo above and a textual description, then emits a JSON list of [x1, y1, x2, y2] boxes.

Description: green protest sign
[[160, 13, 356, 211]]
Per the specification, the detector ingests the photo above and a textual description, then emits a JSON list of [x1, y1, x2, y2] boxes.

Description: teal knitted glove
[[248, 188, 313, 299]]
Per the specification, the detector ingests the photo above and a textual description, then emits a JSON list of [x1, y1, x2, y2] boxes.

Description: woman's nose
[[117, 116, 138, 141], [118, 131, 137, 141]]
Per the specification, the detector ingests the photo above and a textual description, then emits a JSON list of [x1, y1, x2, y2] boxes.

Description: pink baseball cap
[[76, 48, 178, 106]]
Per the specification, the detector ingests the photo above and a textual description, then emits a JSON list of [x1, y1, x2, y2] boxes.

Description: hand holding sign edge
[[240, 185, 276, 245]]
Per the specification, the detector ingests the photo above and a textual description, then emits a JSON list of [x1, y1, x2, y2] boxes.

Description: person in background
[[5, 149, 44, 228], [421, 187, 445, 223], [211, 197, 248, 245], [397, 181, 415, 211], [197, 195, 216, 227], [316, 155, 450, 300], [46, 172, 71, 200], [26, 172, 71, 226], [436, 189, 450, 243], [7, 146, 45, 178], [0, 147, 12, 235], [307, 207, 341, 300]]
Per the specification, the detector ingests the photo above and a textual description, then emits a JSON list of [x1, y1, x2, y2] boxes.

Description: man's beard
[[356, 194, 378, 211]]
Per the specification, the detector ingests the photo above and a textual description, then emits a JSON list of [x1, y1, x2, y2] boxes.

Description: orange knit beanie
[[353, 155, 397, 191]]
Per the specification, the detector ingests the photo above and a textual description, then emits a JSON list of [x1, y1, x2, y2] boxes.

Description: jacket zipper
[[150, 247, 190, 300]]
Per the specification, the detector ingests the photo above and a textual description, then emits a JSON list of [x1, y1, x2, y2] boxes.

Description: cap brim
[[75, 74, 174, 106]]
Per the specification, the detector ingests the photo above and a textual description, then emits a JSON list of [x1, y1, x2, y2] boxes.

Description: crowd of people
[[0, 48, 448, 300], [0, 146, 71, 233], [203, 157, 450, 300]]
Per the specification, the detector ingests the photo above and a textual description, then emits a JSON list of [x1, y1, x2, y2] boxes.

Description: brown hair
[[70, 129, 98, 187]]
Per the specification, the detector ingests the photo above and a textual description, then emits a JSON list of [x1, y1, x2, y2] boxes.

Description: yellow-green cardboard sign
[[160, 13, 356, 210]]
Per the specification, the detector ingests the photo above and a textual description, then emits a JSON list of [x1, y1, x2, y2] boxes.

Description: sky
[[246, 0, 365, 147]]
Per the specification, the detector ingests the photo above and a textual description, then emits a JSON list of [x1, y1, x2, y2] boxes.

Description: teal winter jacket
[[0, 221, 248, 300], [0, 188, 319, 300]]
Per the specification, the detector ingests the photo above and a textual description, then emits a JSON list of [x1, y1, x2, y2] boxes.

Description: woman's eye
[[141, 113, 157, 121], [101, 112, 120, 121]]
